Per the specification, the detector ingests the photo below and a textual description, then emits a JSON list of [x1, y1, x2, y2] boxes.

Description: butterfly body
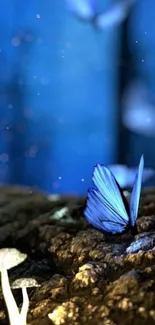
[[84, 155, 144, 234]]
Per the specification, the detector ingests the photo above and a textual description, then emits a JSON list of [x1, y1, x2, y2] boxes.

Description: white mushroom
[[11, 278, 40, 325], [0, 248, 27, 325]]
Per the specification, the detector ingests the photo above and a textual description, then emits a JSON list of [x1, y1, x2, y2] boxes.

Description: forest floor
[[0, 186, 155, 325]]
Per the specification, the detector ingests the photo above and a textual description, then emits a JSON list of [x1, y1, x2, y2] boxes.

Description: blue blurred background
[[0, 0, 155, 195]]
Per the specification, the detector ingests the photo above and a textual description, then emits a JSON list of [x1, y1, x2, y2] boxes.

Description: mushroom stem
[[20, 287, 29, 325], [0, 269, 20, 325]]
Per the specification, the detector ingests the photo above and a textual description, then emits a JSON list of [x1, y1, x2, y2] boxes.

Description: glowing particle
[[81, 178, 84, 182], [36, 14, 40, 19]]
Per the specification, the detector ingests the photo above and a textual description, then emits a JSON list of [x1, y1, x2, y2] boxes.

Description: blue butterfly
[[84, 155, 144, 234], [64, 0, 137, 30], [107, 164, 154, 188]]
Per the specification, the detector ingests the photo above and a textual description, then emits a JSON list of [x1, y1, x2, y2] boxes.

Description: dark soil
[[1, 186, 155, 325]]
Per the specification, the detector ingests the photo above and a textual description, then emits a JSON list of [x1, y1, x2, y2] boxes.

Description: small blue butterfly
[[64, 0, 137, 30], [84, 155, 144, 234]]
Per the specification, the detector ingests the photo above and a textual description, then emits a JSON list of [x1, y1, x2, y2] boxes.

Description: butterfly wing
[[84, 164, 129, 234], [95, 0, 137, 30], [131, 167, 154, 184], [65, 0, 96, 20], [129, 155, 144, 227], [85, 189, 127, 233]]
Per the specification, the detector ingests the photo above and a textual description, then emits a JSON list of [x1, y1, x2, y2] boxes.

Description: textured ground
[[0, 186, 155, 324]]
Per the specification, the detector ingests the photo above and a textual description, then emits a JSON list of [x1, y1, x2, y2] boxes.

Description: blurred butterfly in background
[[64, 0, 96, 22], [108, 163, 154, 188], [64, 0, 138, 30], [84, 155, 144, 234], [122, 81, 155, 137]]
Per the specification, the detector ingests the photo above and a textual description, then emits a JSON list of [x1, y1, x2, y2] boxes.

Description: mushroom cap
[[11, 278, 40, 289], [0, 248, 27, 271]]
